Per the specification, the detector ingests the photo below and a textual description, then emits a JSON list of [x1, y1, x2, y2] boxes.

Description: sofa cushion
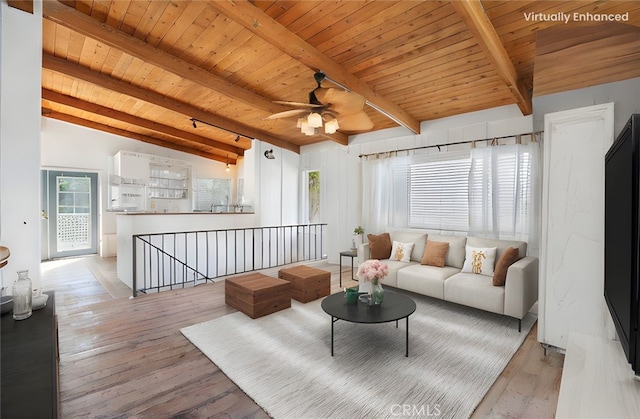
[[390, 231, 427, 262], [445, 272, 505, 315], [493, 247, 520, 286], [466, 236, 526, 264], [390, 241, 414, 262], [427, 234, 467, 268], [375, 259, 417, 288], [421, 240, 449, 267], [367, 232, 392, 259], [397, 264, 459, 299], [461, 246, 497, 276]]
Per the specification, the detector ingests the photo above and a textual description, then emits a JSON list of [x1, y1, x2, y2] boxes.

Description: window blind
[[408, 158, 471, 231]]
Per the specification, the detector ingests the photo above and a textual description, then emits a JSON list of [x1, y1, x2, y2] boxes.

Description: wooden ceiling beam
[[41, 0, 287, 115], [42, 109, 235, 164], [209, 0, 421, 134], [7, 1, 33, 14], [42, 89, 245, 157], [451, 0, 532, 115], [43, 53, 301, 154]]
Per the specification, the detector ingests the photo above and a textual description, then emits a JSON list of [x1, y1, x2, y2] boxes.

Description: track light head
[[191, 118, 197, 128], [234, 136, 241, 142], [264, 149, 275, 160]]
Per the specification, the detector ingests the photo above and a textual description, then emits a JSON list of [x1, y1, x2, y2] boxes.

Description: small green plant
[[353, 226, 364, 235]]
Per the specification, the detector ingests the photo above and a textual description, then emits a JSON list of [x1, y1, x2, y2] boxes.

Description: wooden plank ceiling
[[10, 0, 640, 162]]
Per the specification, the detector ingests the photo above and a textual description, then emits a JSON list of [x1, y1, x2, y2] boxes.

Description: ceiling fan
[[266, 71, 373, 135]]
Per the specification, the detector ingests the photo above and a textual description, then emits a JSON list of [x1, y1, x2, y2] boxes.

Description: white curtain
[[468, 143, 540, 254], [361, 157, 392, 235], [361, 155, 412, 234]]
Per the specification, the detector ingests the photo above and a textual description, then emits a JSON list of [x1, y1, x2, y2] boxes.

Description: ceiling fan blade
[[313, 88, 366, 115], [336, 111, 374, 131], [265, 109, 309, 120], [273, 100, 324, 108]]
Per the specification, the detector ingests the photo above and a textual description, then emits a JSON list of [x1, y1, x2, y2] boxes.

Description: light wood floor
[[41, 255, 564, 418]]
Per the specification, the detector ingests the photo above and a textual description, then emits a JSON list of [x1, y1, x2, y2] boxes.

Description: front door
[[42, 170, 98, 259]]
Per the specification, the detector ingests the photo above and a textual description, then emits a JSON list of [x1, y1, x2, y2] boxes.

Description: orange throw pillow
[[493, 247, 520, 286], [367, 233, 392, 260], [421, 240, 449, 267]]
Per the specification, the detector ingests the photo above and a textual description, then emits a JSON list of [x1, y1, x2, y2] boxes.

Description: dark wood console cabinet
[[1, 291, 58, 418]]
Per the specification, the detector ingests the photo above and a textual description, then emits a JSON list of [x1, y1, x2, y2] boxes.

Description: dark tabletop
[[339, 249, 357, 257], [1, 291, 57, 418], [321, 290, 416, 324]]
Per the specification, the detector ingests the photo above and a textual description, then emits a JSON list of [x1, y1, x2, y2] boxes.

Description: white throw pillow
[[461, 246, 497, 276], [390, 241, 414, 262]]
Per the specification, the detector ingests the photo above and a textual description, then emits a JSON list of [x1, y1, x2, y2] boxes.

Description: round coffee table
[[321, 290, 416, 357]]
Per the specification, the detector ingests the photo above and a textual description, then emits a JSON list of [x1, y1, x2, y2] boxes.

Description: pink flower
[[357, 259, 389, 282]]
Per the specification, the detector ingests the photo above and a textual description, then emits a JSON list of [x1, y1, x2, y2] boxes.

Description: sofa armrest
[[357, 242, 370, 266], [504, 256, 539, 320]]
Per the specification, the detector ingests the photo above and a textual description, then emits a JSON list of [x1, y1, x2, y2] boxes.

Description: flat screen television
[[604, 114, 640, 376]]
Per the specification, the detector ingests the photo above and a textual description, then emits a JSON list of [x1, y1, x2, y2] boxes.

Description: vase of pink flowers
[[357, 259, 388, 305]]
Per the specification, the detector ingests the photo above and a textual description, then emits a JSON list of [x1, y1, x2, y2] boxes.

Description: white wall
[[0, 1, 43, 289], [301, 104, 533, 263], [41, 118, 237, 256], [533, 77, 640, 137], [350, 104, 533, 155], [253, 140, 299, 227], [40, 120, 302, 262], [300, 142, 360, 262]]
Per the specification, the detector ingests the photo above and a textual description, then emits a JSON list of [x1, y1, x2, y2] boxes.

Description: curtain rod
[[358, 131, 543, 159]]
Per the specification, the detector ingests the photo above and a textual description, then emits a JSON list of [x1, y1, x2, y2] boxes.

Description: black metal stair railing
[[132, 223, 327, 296]]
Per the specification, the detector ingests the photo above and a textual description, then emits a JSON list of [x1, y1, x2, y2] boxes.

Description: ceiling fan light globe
[[296, 117, 306, 128], [307, 112, 323, 128], [302, 124, 316, 135], [324, 118, 339, 134], [300, 120, 314, 135]]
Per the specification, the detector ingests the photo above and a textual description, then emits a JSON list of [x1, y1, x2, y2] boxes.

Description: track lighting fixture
[[264, 149, 275, 160], [225, 154, 230, 172], [189, 117, 252, 141]]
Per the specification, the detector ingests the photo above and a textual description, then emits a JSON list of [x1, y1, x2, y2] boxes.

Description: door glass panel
[[56, 176, 91, 252], [58, 193, 74, 206], [75, 193, 89, 207]]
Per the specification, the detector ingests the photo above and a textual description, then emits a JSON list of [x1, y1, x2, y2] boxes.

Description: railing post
[[132, 235, 137, 298]]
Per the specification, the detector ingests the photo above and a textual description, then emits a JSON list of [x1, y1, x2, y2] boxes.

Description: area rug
[[181, 291, 536, 419]]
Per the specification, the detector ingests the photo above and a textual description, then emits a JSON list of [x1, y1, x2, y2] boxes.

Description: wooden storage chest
[[278, 265, 331, 303], [225, 273, 291, 318]]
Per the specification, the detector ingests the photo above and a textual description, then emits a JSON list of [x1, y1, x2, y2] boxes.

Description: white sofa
[[358, 231, 538, 331]]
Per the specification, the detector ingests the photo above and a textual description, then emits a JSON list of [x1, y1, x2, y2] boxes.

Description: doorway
[[303, 170, 321, 224], [41, 170, 99, 260]]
